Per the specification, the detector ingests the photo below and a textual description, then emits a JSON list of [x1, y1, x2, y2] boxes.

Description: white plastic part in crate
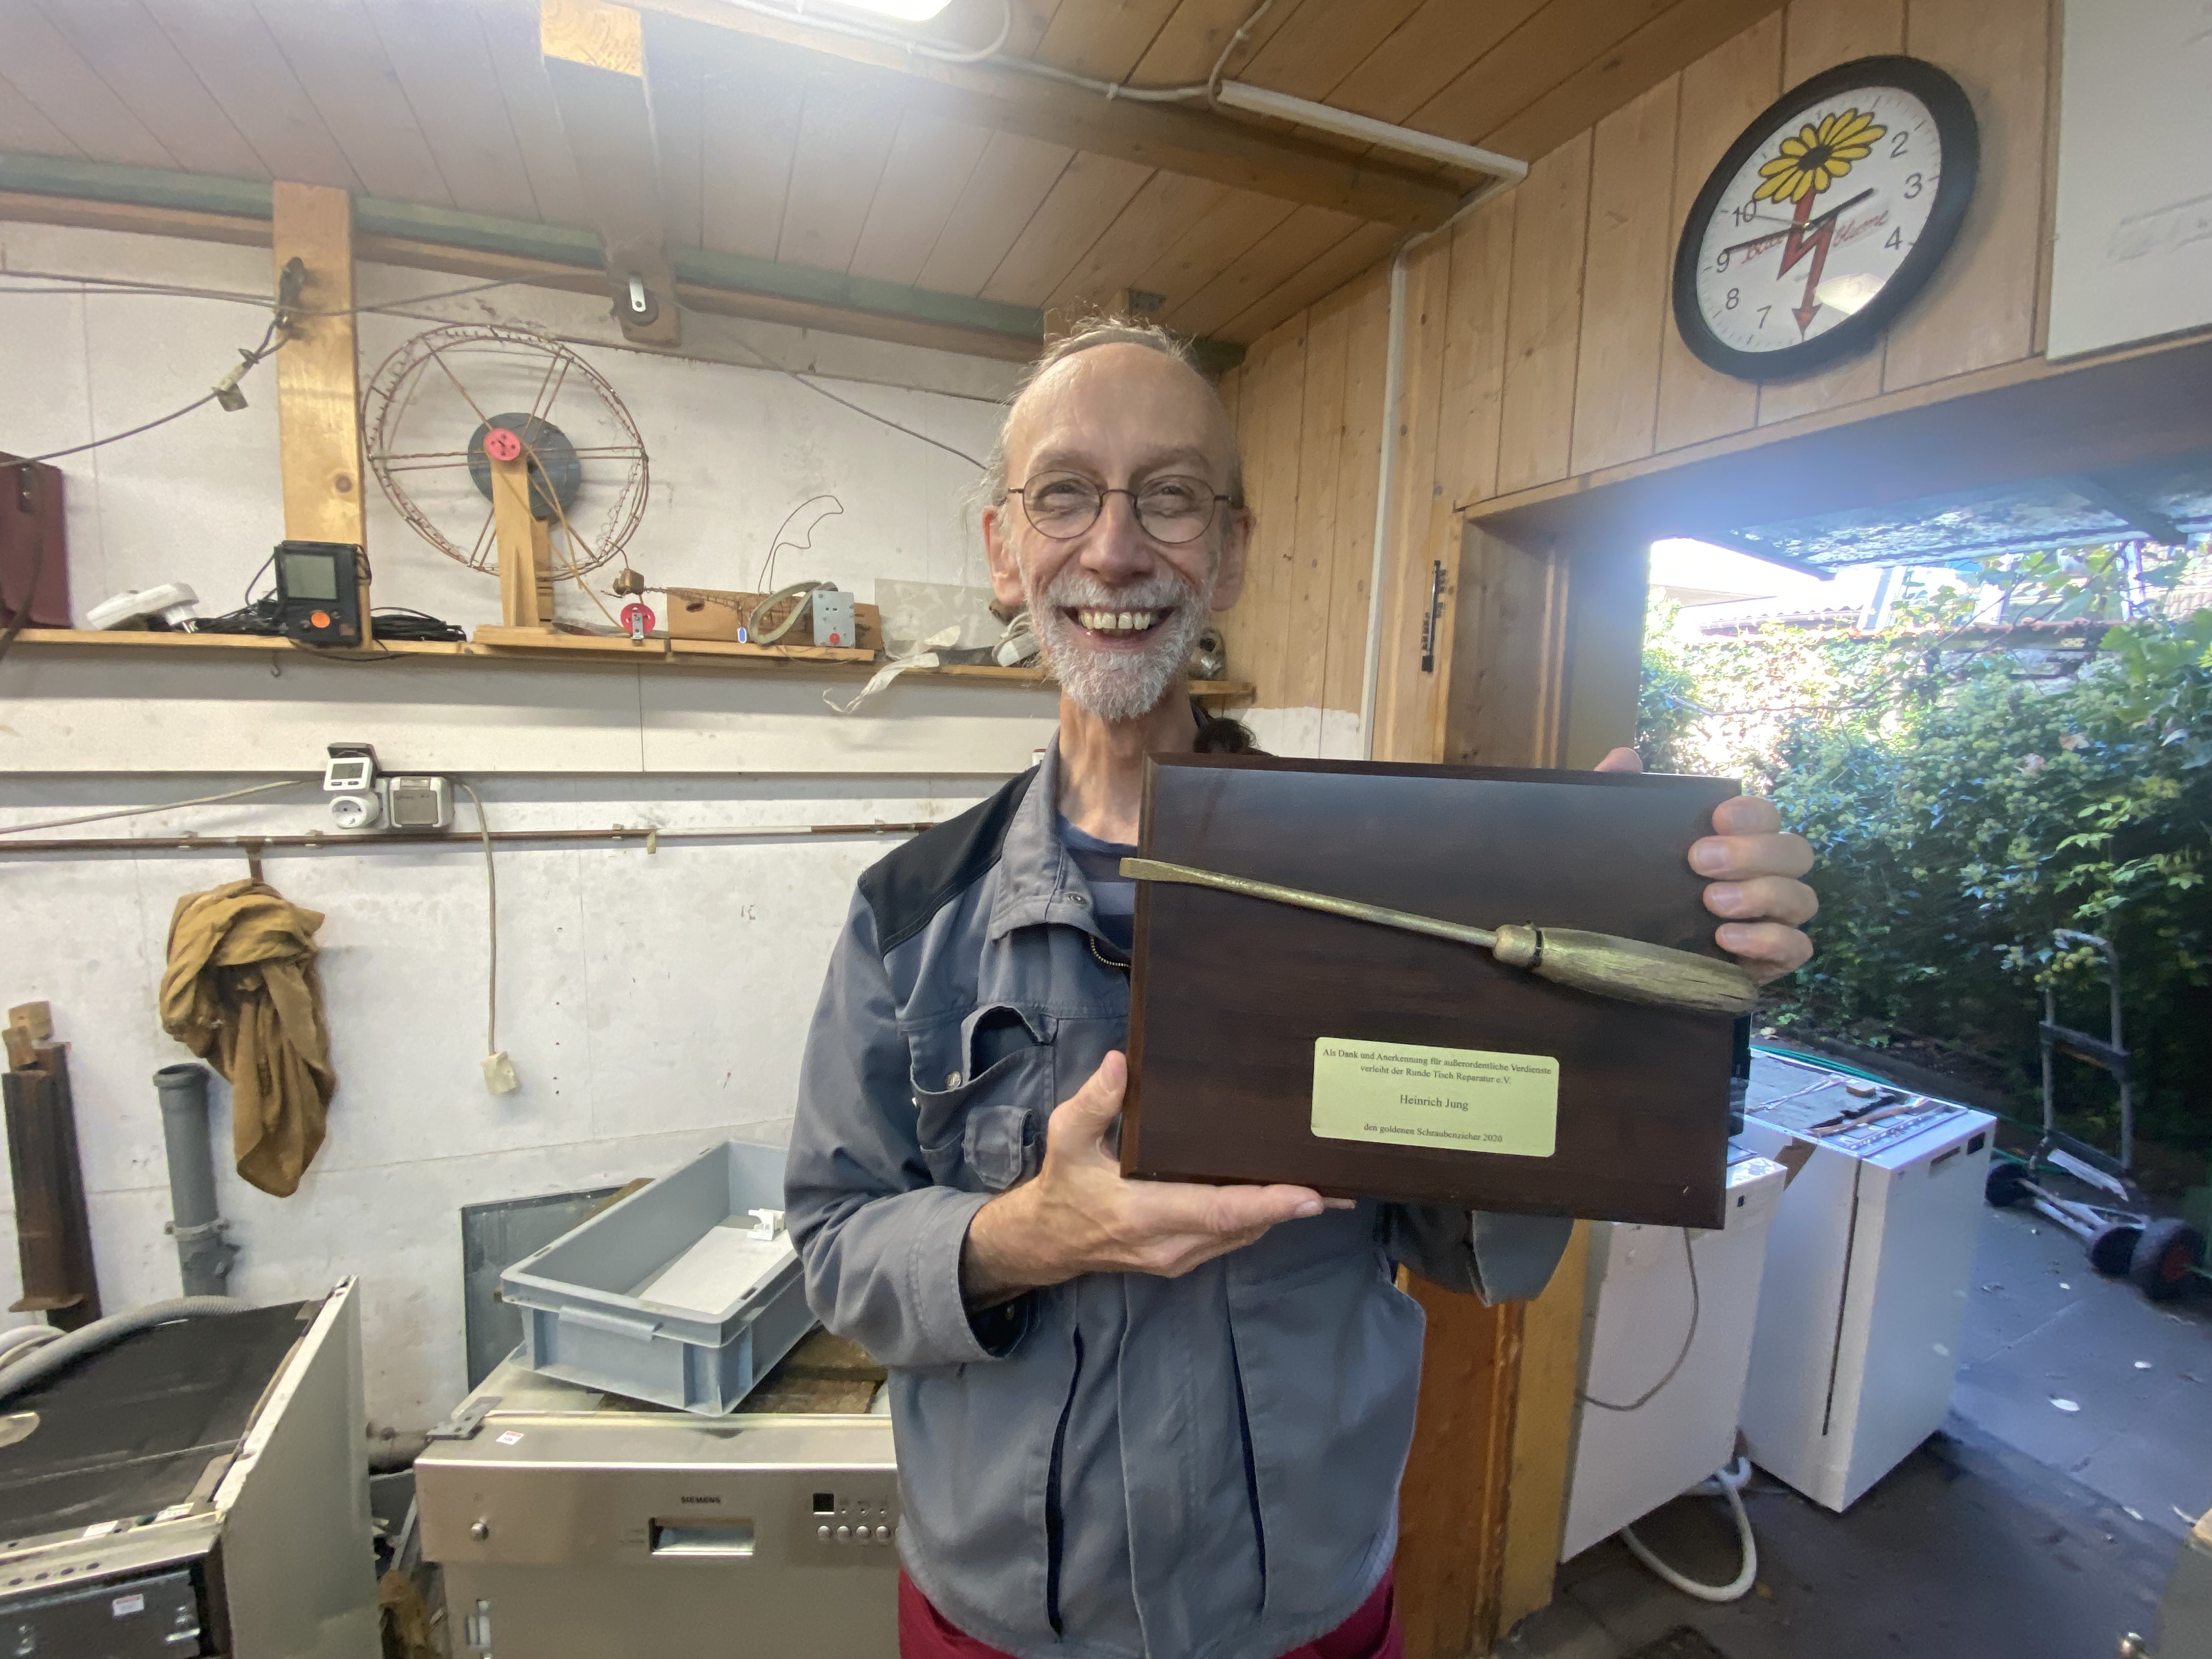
[[499, 1140, 816, 1415]]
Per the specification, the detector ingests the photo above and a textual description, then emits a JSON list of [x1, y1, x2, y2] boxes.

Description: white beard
[[1025, 562, 1213, 723]]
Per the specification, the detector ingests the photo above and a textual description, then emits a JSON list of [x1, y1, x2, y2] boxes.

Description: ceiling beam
[[628, 1, 1469, 230], [2063, 472, 2187, 548], [540, 0, 681, 346]]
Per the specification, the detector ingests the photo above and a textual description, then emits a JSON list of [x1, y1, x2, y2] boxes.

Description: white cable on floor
[[1618, 1457, 1759, 1603]]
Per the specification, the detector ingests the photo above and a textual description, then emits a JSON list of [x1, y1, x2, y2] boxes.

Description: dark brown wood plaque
[[1121, 754, 1742, 1227]]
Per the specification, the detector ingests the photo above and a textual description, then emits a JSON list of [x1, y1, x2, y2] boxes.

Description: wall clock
[[1673, 55, 1979, 381]]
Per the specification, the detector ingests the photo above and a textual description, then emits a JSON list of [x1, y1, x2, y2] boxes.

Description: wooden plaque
[[1122, 755, 1742, 1227]]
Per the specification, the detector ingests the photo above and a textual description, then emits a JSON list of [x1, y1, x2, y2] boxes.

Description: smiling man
[[785, 324, 1816, 1659]]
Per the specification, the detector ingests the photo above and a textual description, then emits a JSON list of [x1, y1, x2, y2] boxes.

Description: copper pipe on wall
[[0, 820, 940, 857]]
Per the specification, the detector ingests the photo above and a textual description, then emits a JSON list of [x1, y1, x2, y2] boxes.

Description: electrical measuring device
[[273, 540, 365, 645]]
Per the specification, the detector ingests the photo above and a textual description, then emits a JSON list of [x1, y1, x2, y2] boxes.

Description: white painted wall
[[2, 221, 1016, 626], [0, 222, 1055, 1427]]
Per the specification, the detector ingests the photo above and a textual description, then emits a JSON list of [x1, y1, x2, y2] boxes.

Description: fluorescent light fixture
[[817, 0, 953, 20], [1213, 81, 1526, 183]]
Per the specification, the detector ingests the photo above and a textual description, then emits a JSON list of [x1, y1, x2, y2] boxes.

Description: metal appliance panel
[[419, 1363, 899, 1659]]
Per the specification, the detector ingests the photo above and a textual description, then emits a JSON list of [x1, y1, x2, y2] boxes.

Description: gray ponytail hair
[[976, 319, 1245, 510]]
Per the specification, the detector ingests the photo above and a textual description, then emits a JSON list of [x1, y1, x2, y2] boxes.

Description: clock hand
[[1718, 188, 1876, 261]]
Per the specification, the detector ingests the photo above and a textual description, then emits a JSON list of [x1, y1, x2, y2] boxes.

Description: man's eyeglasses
[[1007, 472, 1233, 545]]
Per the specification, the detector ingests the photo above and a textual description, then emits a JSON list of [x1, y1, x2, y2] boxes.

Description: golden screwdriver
[[1120, 856, 1759, 1018]]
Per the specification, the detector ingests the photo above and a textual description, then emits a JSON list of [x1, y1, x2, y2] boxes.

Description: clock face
[[1673, 57, 1979, 381]]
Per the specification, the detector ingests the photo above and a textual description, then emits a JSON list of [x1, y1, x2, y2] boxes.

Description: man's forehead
[[1006, 343, 1232, 475]]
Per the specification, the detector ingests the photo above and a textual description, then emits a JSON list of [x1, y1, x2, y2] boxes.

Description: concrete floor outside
[[1502, 1185, 2210, 1659]]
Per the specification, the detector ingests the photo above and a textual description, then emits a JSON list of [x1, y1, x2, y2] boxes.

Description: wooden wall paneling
[[1442, 527, 1566, 769], [147, 2, 362, 188], [1558, 537, 1650, 768], [1879, 0, 2052, 391], [1438, 193, 1516, 510], [643, 16, 705, 249], [1280, 295, 1350, 714], [368, 0, 545, 220], [270, 181, 370, 639], [1568, 77, 1681, 476], [1654, 9, 1781, 454], [1131, 188, 1295, 315], [1476, 0, 1786, 162], [1494, 1220, 1592, 1632], [1321, 270, 1390, 722], [477, 0, 591, 225], [0, 69, 76, 155], [0, 3, 178, 168], [1032, 0, 1180, 80], [1396, 1277, 1522, 1659], [1042, 171, 1231, 314], [980, 151, 1153, 304], [46, 0, 263, 176], [1227, 312, 1308, 705], [1754, 0, 1905, 426], [915, 131, 1071, 295], [1369, 234, 1451, 765], [1127, 0, 1302, 84], [775, 82, 906, 274], [1495, 132, 1593, 496], [1238, 0, 1430, 101], [251, 0, 452, 205], [1165, 203, 1364, 340], [1218, 219, 1399, 346], [698, 50, 806, 261], [848, 113, 992, 285]]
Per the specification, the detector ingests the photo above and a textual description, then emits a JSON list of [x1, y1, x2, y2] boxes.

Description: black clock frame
[[1671, 54, 1980, 382]]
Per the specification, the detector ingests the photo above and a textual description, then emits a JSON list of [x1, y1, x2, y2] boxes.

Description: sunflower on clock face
[[1752, 107, 1887, 204]]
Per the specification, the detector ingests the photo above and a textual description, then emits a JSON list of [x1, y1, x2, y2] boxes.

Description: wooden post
[[271, 182, 371, 645], [541, 0, 681, 347], [490, 453, 551, 630]]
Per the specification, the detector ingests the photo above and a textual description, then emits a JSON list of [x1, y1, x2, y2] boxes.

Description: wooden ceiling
[[0, 0, 1786, 347]]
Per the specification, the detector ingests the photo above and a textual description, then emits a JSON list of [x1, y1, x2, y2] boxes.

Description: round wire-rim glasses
[[1007, 472, 1233, 544]]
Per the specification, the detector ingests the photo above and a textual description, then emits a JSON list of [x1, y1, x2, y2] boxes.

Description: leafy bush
[[1645, 551, 2212, 1158]]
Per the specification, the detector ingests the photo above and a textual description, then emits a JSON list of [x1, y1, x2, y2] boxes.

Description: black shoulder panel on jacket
[[860, 768, 1037, 954]]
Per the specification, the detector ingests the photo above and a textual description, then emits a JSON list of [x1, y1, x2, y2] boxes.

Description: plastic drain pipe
[[153, 1064, 239, 1297]]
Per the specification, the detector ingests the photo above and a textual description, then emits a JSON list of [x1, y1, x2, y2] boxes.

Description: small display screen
[[278, 550, 342, 602]]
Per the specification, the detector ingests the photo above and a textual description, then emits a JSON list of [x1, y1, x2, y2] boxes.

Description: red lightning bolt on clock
[[1722, 185, 1876, 335]]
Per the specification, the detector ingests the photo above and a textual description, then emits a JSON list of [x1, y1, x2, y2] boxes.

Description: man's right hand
[[961, 1051, 1328, 1305]]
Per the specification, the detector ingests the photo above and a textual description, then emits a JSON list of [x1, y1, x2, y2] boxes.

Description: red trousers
[[898, 1570, 1403, 1659]]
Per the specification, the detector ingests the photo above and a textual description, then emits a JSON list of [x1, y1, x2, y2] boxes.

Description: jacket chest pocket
[[910, 1005, 1052, 1194]]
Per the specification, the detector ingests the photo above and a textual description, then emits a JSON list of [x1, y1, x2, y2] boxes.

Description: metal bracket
[[426, 1395, 503, 1442]]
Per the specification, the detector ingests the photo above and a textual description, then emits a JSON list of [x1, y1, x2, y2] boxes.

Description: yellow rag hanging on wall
[[159, 879, 336, 1198]]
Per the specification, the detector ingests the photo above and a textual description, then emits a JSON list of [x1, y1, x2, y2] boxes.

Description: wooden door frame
[[1386, 324, 2212, 1657]]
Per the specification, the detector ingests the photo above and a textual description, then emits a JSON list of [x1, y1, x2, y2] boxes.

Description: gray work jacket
[[785, 742, 1571, 1659]]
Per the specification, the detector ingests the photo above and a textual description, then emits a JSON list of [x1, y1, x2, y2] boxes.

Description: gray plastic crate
[[498, 1141, 815, 1415]]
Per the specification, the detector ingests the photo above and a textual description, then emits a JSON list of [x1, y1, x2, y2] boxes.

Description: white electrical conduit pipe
[[1618, 1456, 1760, 1603]]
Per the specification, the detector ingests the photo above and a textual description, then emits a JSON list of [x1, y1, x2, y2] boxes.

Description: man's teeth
[[1075, 608, 1160, 633]]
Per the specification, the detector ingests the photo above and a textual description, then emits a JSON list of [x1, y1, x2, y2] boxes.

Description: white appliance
[[1560, 1149, 1788, 1560], [1736, 1056, 1995, 1511]]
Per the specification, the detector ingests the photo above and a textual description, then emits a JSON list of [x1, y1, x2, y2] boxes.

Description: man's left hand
[[1597, 747, 1815, 984]]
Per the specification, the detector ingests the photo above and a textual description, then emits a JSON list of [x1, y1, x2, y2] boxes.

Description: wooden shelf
[[5, 628, 1256, 699]]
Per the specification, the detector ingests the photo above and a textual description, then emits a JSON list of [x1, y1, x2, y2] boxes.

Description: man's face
[[984, 344, 1248, 722]]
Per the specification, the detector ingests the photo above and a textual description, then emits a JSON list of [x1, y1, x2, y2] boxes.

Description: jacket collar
[[988, 737, 1110, 944]]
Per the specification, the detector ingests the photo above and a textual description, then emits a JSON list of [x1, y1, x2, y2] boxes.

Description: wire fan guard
[[363, 324, 648, 577]]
